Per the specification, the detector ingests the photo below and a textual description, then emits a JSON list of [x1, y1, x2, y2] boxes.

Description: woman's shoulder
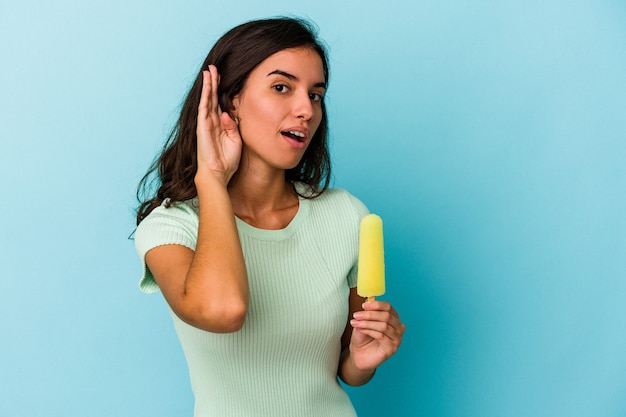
[[135, 198, 200, 241], [142, 198, 199, 221], [303, 185, 369, 220], [320, 187, 364, 205]]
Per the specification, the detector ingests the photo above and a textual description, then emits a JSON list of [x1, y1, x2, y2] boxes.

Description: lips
[[281, 130, 307, 142], [280, 127, 310, 149]]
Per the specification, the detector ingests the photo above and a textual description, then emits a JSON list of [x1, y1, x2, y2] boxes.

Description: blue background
[[1, 1, 625, 416]]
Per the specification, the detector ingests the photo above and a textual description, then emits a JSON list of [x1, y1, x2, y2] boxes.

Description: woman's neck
[[228, 166, 299, 230]]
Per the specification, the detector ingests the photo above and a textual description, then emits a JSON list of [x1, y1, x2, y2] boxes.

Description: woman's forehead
[[252, 47, 325, 83]]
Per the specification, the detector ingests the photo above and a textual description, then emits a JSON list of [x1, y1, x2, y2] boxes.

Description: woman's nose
[[293, 91, 313, 120]]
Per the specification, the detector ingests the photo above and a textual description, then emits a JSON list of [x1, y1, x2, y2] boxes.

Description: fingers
[[359, 300, 402, 328], [351, 301, 406, 342], [221, 112, 239, 135], [348, 300, 405, 372], [351, 313, 404, 338], [209, 65, 220, 114], [198, 65, 221, 120], [198, 70, 211, 120], [362, 300, 400, 317]]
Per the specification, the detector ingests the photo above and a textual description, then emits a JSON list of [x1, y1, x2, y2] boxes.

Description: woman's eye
[[310, 92, 323, 102], [273, 84, 288, 93]]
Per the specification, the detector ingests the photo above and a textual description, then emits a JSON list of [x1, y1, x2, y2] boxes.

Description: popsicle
[[357, 214, 385, 302]]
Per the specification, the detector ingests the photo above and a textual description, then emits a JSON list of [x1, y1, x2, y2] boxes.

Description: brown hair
[[136, 17, 331, 224]]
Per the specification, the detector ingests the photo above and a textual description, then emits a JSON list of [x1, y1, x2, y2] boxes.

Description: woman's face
[[232, 47, 326, 173]]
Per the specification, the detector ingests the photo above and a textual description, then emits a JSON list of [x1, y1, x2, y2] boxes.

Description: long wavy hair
[[136, 17, 331, 225]]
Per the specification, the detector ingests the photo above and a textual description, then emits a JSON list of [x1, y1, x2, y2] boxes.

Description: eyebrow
[[267, 69, 326, 89]]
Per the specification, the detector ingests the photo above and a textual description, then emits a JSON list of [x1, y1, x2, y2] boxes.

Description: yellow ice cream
[[357, 214, 385, 300]]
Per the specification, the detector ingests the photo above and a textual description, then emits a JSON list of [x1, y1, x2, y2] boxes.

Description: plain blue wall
[[1, 1, 625, 416]]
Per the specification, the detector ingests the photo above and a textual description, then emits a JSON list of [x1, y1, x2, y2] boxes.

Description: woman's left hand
[[349, 300, 406, 372]]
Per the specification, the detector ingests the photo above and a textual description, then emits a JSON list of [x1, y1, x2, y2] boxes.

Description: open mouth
[[282, 130, 307, 143]]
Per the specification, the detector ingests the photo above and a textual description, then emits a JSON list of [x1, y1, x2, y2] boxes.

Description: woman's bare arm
[[145, 67, 248, 333]]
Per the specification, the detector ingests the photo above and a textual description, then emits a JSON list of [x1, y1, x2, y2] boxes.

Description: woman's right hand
[[196, 65, 242, 185]]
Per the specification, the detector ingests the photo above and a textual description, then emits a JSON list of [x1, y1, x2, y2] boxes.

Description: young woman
[[135, 17, 405, 416]]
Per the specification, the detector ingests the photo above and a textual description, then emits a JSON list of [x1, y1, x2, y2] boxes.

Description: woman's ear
[[231, 95, 240, 125], [231, 94, 240, 111]]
